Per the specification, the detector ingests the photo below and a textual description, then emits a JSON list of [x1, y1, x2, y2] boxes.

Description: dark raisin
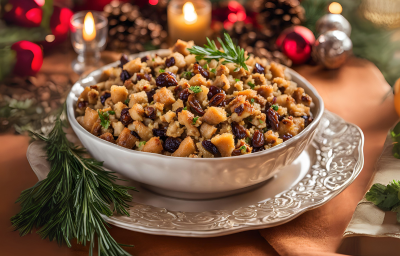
[[252, 147, 264, 153], [267, 108, 279, 130], [254, 63, 265, 74], [231, 122, 247, 139], [193, 63, 209, 79], [152, 128, 167, 139], [234, 104, 244, 116], [130, 131, 140, 139], [77, 101, 88, 109], [90, 85, 98, 90], [156, 72, 178, 87], [120, 70, 131, 82], [175, 107, 183, 114], [231, 149, 242, 156], [120, 54, 129, 68], [252, 130, 265, 148], [178, 88, 190, 103], [165, 57, 175, 67], [164, 137, 182, 153], [145, 107, 156, 120], [120, 108, 133, 126], [100, 92, 111, 105], [209, 93, 226, 106], [207, 86, 222, 100], [146, 89, 156, 102], [202, 140, 220, 156], [188, 94, 205, 116], [278, 87, 286, 94], [137, 73, 152, 82], [141, 56, 149, 62], [282, 134, 293, 141], [302, 115, 313, 126]]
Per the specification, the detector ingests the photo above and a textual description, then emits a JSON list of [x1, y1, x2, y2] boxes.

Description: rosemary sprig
[[11, 105, 136, 256], [188, 33, 249, 72]]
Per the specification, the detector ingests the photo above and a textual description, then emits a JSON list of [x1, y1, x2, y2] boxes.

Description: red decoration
[[212, 1, 248, 30], [3, 0, 43, 27], [276, 26, 315, 65], [42, 6, 73, 48], [11, 41, 43, 77]]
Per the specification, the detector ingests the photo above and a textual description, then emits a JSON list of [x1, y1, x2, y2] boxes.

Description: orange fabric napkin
[[0, 56, 397, 256]]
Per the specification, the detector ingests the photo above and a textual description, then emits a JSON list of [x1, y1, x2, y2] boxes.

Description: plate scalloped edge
[[27, 110, 364, 238]]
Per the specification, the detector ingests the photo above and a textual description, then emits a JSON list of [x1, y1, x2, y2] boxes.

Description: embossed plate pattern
[[27, 111, 364, 237]]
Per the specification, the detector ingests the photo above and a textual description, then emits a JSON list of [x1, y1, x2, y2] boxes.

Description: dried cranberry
[[120, 54, 129, 68], [178, 88, 190, 103], [254, 63, 265, 74], [202, 140, 220, 156], [130, 131, 140, 139], [145, 107, 156, 120], [267, 108, 279, 130], [120, 70, 131, 82], [234, 104, 244, 116], [77, 101, 88, 109], [165, 57, 175, 67], [152, 128, 167, 139], [252, 130, 265, 148], [156, 72, 178, 87], [282, 134, 293, 141], [141, 56, 149, 62], [146, 89, 156, 102], [231, 122, 247, 139], [100, 92, 111, 105], [120, 108, 133, 126], [207, 86, 222, 100], [302, 115, 313, 127], [193, 63, 209, 79], [164, 137, 182, 153], [231, 149, 242, 156], [137, 73, 152, 82], [188, 94, 205, 116], [209, 93, 226, 107], [175, 107, 183, 114]]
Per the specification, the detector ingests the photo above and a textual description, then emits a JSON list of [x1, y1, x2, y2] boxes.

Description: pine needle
[[11, 104, 136, 256]]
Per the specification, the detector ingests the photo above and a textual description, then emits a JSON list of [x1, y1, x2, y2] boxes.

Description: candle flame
[[183, 2, 197, 24], [329, 2, 343, 14], [83, 12, 96, 41]]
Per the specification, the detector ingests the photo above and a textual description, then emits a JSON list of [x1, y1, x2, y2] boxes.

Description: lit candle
[[83, 12, 96, 41], [168, 0, 211, 45]]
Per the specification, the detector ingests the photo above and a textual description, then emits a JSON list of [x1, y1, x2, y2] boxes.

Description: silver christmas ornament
[[313, 30, 353, 69], [316, 14, 352, 37]]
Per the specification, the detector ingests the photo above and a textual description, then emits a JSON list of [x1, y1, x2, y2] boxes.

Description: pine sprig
[[188, 33, 249, 72], [11, 105, 136, 256]]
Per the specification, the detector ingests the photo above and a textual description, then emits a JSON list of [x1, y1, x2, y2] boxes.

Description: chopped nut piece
[[166, 121, 185, 138]]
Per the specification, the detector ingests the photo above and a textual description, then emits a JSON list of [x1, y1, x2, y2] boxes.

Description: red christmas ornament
[[212, 1, 248, 30], [276, 26, 315, 65], [42, 6, 73, 48], [11, 41, 43, 77], [3, 0, 43, 27]]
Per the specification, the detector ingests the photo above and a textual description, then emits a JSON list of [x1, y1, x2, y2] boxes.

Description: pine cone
[[103, 2, 168, 53]]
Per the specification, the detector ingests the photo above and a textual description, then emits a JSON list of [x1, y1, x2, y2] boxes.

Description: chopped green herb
[[272, 105, 279, 111], [182, 71, 194, 80], [259, 120, 264, 124], [159, 69, 165, 73], [226, 113, 231, 117], [98, 110, 111, 129], [366, 180, 400, 223], [203, 64, 208, 69], [124, 98, 130, 105], [263, 128, 268, 133], [192, 116, 199, 125], [108, 110, 115, 115], [139, 141, 146, 147], [245, 137, 251, 144], [152, 58, 155, 61], [235, 78, 240, 82], [211, 68, 216, 74], [189, 86, 202, 93], [240, 145, 246, 151], [183, 106, 187, 110], [391, 122, 400, 158], [250, 98, 255, 104], [248, 82, 255, 89]]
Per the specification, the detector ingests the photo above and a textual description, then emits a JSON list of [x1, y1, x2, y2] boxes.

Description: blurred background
[[0, 0, 399, 134]]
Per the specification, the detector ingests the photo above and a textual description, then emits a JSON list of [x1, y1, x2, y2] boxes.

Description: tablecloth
[[0, 55, 398, 256]]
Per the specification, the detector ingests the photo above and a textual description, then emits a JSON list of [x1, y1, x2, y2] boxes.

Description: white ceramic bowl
[[67, 49, 324, 199]]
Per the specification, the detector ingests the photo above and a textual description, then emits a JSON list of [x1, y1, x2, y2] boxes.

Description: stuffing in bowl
[[75, 36, 314, 158]]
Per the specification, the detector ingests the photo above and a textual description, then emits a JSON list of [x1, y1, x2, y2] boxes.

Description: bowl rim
[[67, 49, 325, 161]]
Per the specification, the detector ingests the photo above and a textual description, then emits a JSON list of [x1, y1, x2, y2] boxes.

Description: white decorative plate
[[27, 111, 364, 237]]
